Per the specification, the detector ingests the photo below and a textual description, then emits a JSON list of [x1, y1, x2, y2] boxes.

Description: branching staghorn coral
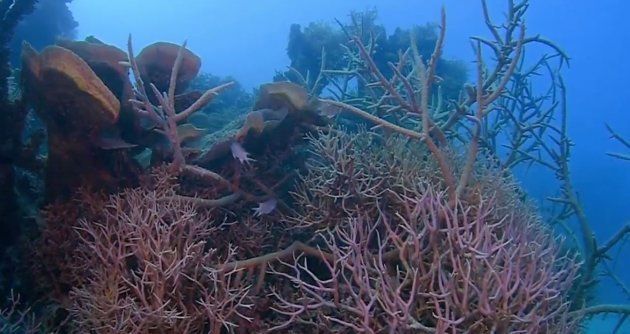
[[263, 130, 580, 333], [317, 3, 525, 201], [313, 0, 630, 323], [126, 36, 285, 212], [517, 77, 630, 316], [137, 1, 628, 330], [605, 124, 630, 161], [270, 198, 578, 333], [35, 169, 253, 333], [148, 128, 582, 332], [19, 1, 628, 332], [126, 36, 234, 173], [468, 27, 630, 317]]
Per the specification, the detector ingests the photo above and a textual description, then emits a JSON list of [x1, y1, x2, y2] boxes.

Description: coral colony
[[0, 0, 629, 333]]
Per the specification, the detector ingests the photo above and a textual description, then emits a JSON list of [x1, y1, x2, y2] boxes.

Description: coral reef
[[35, 170, 251, 333], [30, 130, 582, 333], [0, 0, 628, 332], [269, 131, 580, 332]]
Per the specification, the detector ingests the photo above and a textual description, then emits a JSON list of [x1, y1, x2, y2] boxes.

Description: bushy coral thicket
[[274, 131, 580, 333], [27, 131, 581, 333], [33, 169, 253, 333]]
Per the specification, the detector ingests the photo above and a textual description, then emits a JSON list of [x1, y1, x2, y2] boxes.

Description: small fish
[[177, 124, 206, 143], [230, 141, 254, 165], [94, 137, 137, 150], [318, 100, 343, 119], [92, 127, 137, 150], [253, 198, 277, 217]]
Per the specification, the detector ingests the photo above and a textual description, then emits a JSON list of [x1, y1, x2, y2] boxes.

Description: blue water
[[26, 0, 630, 332]]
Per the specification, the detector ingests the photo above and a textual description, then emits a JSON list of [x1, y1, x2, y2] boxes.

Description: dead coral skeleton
[[125, 36, 234, 173], [317, 7, 524, 202], [126, 36, 278, 212], [605, 124, 630, 161]]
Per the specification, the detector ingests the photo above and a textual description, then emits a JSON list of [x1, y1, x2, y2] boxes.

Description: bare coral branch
[[174, 81, 235, 123], [606, 123, 630, 161], [126, 36, 233, 173], [318, 99, 424, 140]]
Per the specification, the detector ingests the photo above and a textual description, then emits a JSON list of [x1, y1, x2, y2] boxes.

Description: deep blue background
[[68, 0, 629, 331]]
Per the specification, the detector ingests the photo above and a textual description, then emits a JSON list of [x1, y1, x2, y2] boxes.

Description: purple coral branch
[[65, 184, 253, 332], [268, 189, 579, 332]]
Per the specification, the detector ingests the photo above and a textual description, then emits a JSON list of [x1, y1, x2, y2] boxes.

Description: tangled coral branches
[[0, 291, 40, 333], [271, 186, 579, 333], [288, 129, 446, 230], [267, 130, 580, 333], [126, 35, 234, 173], [35, 169, 253, 333]]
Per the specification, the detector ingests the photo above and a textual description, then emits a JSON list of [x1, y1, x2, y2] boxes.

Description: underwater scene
[[0, 0, 628, 333]]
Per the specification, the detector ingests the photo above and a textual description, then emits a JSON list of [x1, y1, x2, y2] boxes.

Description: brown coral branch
[[456, 25, 524, 197], [410, 26, 457, 199], [481, 0, 504, 45], [456, 42, 486, 197], [167, 40, 186, 108], [330, 10, 457, 199], [483, 24, 525, 106], [127, 36, 233, 173], [350, 37, 444, 143], [554, 76, 596, 304], [441, 4, 533, 133], [318, 99, 424, 140], [606, 124, 630, 148], [174, 81, 234, 123], [182, 164, 233, 189], [596, 224, 630, 258], [164, 193, 242, 209], [352, 36, 415, 113], [605, 123, 630, 160], [126, 35, 164, 127], [425, 7, 447, 100], [218, 236, 402, 274], [573, 304, 630, 317], [220, 241, 334, 272]]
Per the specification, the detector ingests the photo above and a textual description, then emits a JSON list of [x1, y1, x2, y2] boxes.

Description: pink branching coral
[[28, 132, 582, 333], [271, 190, 579, 333], [35, 170, 253, 333], [267, 130, 580, 333]]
